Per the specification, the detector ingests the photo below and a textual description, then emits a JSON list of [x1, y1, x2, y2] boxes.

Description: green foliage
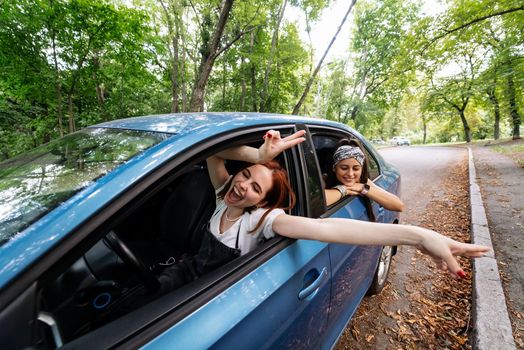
[[1, 0, 522, 159]]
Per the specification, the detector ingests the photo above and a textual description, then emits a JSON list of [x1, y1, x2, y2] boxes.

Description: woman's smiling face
[[224, 164, 273, 208], [334, 158, 363, 186]]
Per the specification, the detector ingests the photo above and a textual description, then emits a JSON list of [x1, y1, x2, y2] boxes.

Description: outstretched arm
[[272, 214, 489, 278], [206, 130, 306, 189], [325, 180, 404, 211]]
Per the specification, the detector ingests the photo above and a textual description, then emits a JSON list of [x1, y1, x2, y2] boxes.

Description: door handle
[[298, 267, 328, 300]]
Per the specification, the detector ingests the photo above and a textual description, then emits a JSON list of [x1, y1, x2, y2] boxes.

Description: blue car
[[0, 113, 401, 349]]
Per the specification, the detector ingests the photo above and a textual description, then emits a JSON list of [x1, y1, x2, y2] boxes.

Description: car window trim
[[295, 124, 327, 218], [305, 126, 386, 217]]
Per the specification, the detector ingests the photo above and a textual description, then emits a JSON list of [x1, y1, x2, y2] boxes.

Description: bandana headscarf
[[332, 145, 365, 167]]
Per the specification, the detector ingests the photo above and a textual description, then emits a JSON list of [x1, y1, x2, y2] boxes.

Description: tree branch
[[430, 6, 524, 44]]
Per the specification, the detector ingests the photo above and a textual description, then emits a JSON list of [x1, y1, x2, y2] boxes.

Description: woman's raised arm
[[272, 214, 489, 278], [206, 130, 306, 189]]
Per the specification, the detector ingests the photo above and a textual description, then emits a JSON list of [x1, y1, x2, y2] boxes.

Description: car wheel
[[367, 245, 393, 295]]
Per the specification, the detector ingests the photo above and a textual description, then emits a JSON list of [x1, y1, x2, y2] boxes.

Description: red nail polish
[[266, 132, 272, 138], [457, 270, 466, 279]]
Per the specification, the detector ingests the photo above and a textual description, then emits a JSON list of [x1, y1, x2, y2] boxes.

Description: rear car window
[[0, 128, 169, 245]]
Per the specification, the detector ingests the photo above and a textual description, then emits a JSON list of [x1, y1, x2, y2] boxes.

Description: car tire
[[367, 245, 393, 295]]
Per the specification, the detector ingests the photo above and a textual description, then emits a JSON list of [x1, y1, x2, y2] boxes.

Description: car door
[[305, 126, 382, 348]]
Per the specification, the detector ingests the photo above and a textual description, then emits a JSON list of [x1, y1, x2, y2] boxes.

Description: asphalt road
[[335, 145, 467, 349]]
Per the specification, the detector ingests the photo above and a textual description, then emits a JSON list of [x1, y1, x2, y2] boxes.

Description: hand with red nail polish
[[416, 228, 489, 278]]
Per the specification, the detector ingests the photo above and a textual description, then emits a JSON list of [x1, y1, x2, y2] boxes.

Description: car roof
[[0, 113, 356, 290], [94, 112, 317, 134]]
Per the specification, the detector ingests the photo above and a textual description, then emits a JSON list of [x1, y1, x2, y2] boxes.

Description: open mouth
[[226, 185, 243, 203]]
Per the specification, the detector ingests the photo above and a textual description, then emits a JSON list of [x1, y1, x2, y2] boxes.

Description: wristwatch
[[360, 184, 370, 196], [334, 185, 347, 198]]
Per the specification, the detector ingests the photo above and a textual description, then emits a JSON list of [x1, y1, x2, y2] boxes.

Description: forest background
[[0, 0, 522, 161]]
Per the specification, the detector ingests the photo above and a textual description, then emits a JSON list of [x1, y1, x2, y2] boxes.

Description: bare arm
[[272, 213, 489, 277], [326, 179, 405, 211], [206, 130, 306, 189], [325, 189, 344, 206], [362, 179, 404, 211]]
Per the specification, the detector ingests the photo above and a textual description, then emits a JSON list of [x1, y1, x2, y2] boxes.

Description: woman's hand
[[257, 129, 306, 163], [343, 183, 366, 196], [417, 228, 490, 278]]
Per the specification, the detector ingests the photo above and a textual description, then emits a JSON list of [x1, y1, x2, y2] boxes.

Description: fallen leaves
[[336, 156, 475, 350]]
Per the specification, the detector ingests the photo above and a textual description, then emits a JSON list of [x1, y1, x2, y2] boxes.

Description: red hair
[[218, 160, 296, 232]]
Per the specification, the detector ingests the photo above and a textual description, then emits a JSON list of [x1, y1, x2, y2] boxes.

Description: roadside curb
[[468, 147, 516, 350]]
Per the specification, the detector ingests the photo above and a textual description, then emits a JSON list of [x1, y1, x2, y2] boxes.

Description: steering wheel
[[104, 231, 160, 292]]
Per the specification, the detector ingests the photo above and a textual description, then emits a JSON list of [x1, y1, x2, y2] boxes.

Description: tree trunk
[[181, 46, 188, 112], [67, 94, 76, 133], [459, 109, 471, 143], [92, 55, 107, 120], [487, 87, 500, 140], [222, 60, 226, 106], [422, 115, 427, 144], [506, 63, 521, 139], [49, 0, 64, 137], [292, 0, 357, 115], [260, 0, 287, 112], [189, 0, 234, 112], [250, 30, 257, 111], [171, 34, 180, 113], [240, 57, 246, 110], [350, 105, 358, 121]]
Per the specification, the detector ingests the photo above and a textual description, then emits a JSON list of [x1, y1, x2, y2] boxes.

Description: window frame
[[306, 126, 383, 216]]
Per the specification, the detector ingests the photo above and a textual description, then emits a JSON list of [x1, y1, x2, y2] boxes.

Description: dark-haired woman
[[324, 139, 404, 216]]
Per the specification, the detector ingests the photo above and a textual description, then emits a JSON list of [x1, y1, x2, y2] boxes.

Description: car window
[[0, 128, 169, 246], [309, 129, 381, 208], [32, 127, 300, 349], [362, 147, 380, 180], [296, 125, 325, 218]]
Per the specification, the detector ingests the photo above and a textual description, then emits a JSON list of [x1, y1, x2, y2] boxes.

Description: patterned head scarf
[[332, 145, 365, 168]]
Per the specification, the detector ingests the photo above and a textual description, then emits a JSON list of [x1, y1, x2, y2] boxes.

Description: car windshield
[[0, 127, 169, 245]]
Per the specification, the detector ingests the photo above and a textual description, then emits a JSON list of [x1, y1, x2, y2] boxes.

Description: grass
[[493, 143, 524, 154], [490, 139, 524, 168]]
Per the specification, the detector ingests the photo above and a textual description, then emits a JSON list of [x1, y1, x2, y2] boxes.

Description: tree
[[338, 0, 419, 130], [292, 0, 356, 115], [422, 0, 523, 139]]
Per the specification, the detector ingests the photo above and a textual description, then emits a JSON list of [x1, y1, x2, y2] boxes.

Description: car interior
[[34, 134, 295, 348]]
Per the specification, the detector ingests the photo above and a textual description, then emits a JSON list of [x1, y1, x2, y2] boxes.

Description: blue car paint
[[141, 239, 331, 350], [321, 198, 382, 348]]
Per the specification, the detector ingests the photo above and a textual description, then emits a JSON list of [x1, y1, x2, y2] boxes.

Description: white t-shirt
[[209, 181, 284, 256]]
